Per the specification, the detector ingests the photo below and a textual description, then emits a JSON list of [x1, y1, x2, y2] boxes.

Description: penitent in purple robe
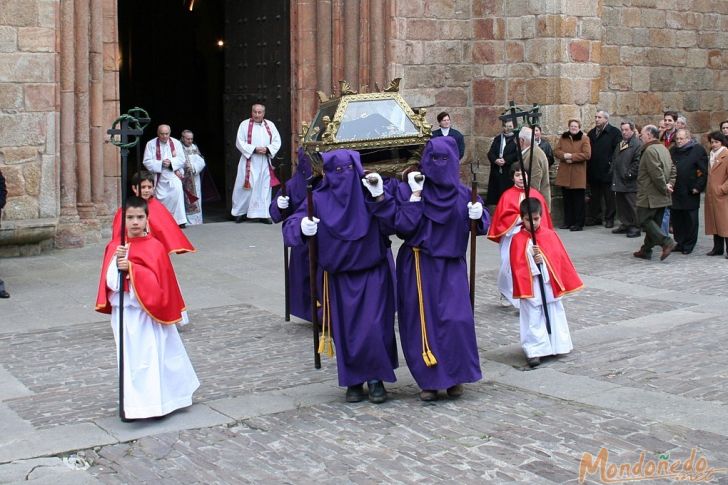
[[282, 149, 398, 387], [395, 136, 490, 390], [270, 149, 316, 322]]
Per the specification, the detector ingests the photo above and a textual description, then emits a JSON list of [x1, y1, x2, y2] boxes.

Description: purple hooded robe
[[395, 136, 489, 390], [270, 149, 316, 321], [283, 150, 398, 387]]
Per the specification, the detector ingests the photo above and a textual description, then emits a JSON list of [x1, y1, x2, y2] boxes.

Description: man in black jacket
[[0, 169, 9, 298], [611, 121, 642, 238], [670, 129, 708, 254], [587, 110, 622, 228]]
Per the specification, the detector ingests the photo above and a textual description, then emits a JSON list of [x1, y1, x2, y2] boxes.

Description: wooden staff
[[306, 180, 322, 369], [506, 103, 552, 334], [280, 181, 291, 321], [107, 114, 145, 421], [469, 160, 479, 312]]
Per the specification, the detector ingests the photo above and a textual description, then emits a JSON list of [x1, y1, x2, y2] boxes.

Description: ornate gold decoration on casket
[[301, 78, 431, 177]]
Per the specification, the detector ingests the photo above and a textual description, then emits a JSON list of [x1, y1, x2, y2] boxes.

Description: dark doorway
[[118, 1, 290, 220], [222, 3, 291, 208]]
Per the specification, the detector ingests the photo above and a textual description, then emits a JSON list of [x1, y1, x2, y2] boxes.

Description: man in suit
[[431, 111, 465, 160], [586, 110, 622, 228]]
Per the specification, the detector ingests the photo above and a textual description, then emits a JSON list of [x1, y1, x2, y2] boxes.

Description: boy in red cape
[[96, 196, 199, 419], [488, 166, 552, 308], [111, 171, 195, 255], [510, 198, 582, 368]]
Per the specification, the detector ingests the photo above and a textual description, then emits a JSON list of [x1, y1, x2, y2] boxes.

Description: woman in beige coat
[[554, 119, 592, 231], [705, 131, 728, 257]]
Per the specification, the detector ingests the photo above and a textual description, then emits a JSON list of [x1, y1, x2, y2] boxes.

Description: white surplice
[[518, 239, 573, 359], [231, 119, 281, 218], [105, 258, 199, 419], [143, 137, 187, 225], [183, 143, 206, 225], [498, 221, 522, 309]]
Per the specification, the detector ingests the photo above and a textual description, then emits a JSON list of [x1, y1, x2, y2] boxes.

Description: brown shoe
[[446, 384, 464, 398], [419, 390, 438, 402], [660, 241, 676, 261], [633, 249, 651, 260]]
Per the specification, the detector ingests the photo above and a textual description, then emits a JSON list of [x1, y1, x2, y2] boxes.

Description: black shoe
[[706, 248, 724, 256], [367, 380, 387, 404], [259, 218, 273, 225], [345, 384, 367, 403], [682, 249, 692, 255], [569, 226, 583, 231], [660, 240, 676, 261], [626, 229, 641, 238], [235, 215, 247, 223], [526, 356, 541, 367], [584, 219, 602, 227], [178, 224, 186, 229], [0, 290, 9, 299], [674, 244, 684, 252], [446, 384, 464, 398], [604, 220, 614, 229], [612, 226, 628, 234], [558, 224, 570, 230]]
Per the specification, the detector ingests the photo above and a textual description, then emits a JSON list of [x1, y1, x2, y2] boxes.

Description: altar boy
[[96, 196, 199, 419], [510, 198, 583, 367]]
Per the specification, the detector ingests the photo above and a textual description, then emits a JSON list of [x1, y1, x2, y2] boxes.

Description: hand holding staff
[[305, 180, 322, 369]]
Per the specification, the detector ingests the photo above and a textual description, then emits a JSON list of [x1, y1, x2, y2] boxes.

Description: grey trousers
[[615, 191, 638, 229]]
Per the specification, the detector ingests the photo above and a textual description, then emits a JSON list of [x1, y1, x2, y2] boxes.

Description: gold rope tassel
[[413, 247, 437, 367], [318, 271, 335, 358]]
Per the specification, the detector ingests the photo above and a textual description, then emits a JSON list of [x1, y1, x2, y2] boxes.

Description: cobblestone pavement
[[1, 223, 727, 484]]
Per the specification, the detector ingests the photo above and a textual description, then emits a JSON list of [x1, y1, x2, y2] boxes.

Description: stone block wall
[[390, 0, 728, 190], [0, 0, 58, 229]]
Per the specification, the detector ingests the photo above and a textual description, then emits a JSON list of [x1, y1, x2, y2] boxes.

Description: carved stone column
[[90, 0, 106, 215], [59, 0, 77, 219], [74, 0, 94, 220]]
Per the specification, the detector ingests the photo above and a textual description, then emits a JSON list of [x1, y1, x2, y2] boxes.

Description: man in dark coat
[[486, 120, 519, 210], [670, 129, 708, 254], [431, 111, 465, 160], [0, 169, 8, 298], [586, 110, 622, 228], [611, 120, 642, 238]]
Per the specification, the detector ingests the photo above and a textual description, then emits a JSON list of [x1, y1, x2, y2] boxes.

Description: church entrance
[[118, 0, 290, 220]]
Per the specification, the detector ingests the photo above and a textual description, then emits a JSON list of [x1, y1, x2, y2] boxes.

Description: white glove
[[407, 172, 425, 192], [277, 195, 290, 209], [362, 173, 384, 197], [467, 201, 483, 220], [300, 217, 319, 236]]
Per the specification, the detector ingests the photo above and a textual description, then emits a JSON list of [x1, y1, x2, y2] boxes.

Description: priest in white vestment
[[231, 103, 282, 223], [180, 129, 206, 225], [143, 124, 188, 225]]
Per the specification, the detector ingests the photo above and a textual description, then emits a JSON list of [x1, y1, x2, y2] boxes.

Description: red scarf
[[243, 119, 279, 189], [156, 138, 176, 160]]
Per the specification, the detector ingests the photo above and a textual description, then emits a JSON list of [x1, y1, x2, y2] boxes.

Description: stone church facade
[[2, 0, 728, 253]]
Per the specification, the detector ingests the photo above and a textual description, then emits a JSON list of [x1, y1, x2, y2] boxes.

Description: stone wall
[[0, 0, 59, 255], [390, 0, 728, 189], [0, 0, 120, 255]]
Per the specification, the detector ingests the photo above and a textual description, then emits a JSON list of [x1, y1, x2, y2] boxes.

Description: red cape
[[510, 225, 583, 299], [95, 234, 187, 324], [487, 187, 552, 243], [111, 197, 195, 255]]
